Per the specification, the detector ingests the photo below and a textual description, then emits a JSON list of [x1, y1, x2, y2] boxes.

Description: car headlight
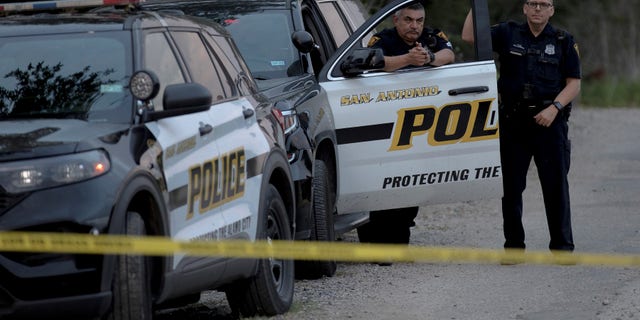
[[0, 150, 110, 194]]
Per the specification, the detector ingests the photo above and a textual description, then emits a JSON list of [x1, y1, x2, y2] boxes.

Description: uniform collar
[[518, 21, 556, 38]]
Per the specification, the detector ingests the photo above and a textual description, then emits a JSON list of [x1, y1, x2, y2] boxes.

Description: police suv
[[141, 0, 369, 280], [143, 0, 503, 274], [0, 0, 296, 318]]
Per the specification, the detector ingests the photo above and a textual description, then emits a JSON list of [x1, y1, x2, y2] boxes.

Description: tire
[[106, 211, 153, 320], [357, 207, 418, 244], [296, 159, 337, 279], [225, 184, 294, 317]]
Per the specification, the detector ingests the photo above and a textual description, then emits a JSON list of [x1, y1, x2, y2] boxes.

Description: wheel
[[296, 159, 337, 279], [356, 207, 418, 244], [105, 211, 153, 320], [225, 184, 294, 317]]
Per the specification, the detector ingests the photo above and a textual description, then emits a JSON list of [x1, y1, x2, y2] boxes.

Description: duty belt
[[501, 99, 571, 119], [519, 100, 553, 112], [499, 100, 551, 116]]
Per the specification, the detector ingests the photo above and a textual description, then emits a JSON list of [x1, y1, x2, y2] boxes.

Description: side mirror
[[142, 83, 212, 122], [291, 30, 318, 54], [163, 83, 212, 110], [340, 48, 385, 77]]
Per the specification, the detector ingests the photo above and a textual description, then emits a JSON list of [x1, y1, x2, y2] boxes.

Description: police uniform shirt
[[491, 21, 581, 104], [368, 27, 452, 60]]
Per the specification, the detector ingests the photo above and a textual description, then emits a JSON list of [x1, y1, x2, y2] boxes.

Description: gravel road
[[158, 107, 640, 320]]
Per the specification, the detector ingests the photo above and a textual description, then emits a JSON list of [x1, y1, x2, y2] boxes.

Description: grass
[[580, 78, 640, 108]]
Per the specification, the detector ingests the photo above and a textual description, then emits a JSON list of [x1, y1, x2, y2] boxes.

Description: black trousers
[[499, 109, 574, 251]]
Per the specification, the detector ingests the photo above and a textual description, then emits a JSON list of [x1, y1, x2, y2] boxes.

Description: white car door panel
[[320, 0, 502, 214], [148, 110, 226, 269], [210, 98, 268, 243]]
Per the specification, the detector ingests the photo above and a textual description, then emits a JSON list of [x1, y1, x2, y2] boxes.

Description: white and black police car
[[141, 0, 370, 281], [0, 0, 296, 318]]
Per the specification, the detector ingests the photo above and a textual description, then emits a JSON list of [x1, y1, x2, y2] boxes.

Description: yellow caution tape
[[1, 231, 640, 268]]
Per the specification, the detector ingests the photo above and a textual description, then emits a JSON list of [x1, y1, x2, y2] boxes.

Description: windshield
[[223, 12, 300, 79], [0, 31, 132, 122], [177, 5, 300, 79]]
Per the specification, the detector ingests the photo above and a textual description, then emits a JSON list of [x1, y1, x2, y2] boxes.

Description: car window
[[144, 32, 185, 110], [317, 0, 369, 47], [0, 32, 132, 122], [179, 6, 298, 80], [172, 31, 228, 101], [205, 35, 254, 96], [223, 12, 298, 79], [316, 1, 350, 46]]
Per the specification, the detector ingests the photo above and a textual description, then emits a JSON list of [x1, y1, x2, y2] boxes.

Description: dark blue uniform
[[359, 27, 452, 247], [492, 21, 581, 251], [367, 27, 452, 67]]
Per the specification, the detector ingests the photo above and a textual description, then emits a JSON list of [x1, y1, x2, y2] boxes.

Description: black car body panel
[[0, 4, 295, 318]]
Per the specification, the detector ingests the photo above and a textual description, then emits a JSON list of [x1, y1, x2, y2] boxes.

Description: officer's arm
[[535, 78, 581, 127], [431, 48, 455, 67], [382, 46, 430, 72], [462, 9, 475, 43], [382, 54, 413, 72], [553, 77, 582, 108]]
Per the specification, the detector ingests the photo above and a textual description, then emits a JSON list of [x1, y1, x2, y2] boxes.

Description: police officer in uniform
[[355, 3, 455, 255], [368, 3, 454, 71], [462, 0, 581, 252]]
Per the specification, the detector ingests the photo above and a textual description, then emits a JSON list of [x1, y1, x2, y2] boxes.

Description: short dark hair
[[395, 3, 424, 17]]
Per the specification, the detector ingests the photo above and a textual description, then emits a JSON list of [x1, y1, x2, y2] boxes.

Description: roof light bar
[[0, 0, 142, 12]]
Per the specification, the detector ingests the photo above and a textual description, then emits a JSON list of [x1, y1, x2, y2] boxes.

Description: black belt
[[502, 100, 571, 119], [499, 100, 550, 115], [519, 100, 552, 110]]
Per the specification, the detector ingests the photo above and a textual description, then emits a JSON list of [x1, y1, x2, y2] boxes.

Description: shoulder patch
[[436, 31, 449, 41], [367, 36, 381, 47], [573, 43, 580, 58]]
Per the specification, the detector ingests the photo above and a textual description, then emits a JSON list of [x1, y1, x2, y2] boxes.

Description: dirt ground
[[158, 107, 640, 320]]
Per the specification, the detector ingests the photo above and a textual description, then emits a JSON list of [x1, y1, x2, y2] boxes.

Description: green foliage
[[580, 79, 640, 108]]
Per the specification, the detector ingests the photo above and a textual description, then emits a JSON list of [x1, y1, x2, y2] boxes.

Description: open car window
[[324, 0, 486, 80]]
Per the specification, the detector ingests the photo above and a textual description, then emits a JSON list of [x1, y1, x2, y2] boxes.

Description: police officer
[[462, 0, 581, 252], [356, 3, 455, 255], [368, 3, 454, 71]]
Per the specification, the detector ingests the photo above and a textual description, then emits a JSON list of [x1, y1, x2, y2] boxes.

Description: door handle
[[199, 122, 213, 136], [448, 86, 489, 96], [243, 108, 254, 119]]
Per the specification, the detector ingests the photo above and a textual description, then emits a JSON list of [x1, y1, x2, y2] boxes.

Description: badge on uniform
[[367, 36, 380, 47], [545, 44, 555, 55]]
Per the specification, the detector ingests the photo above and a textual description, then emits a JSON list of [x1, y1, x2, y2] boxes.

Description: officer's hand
[[533, 106, 559, 127], [406, 45, 429, 66]]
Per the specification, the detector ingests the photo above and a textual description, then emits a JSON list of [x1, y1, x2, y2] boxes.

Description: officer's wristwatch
[[427, 50, 436, 65], [553, 101, 564, 111]]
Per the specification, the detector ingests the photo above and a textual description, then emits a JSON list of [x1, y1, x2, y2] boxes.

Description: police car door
[[168, 31, 264, 272], [319, 0, 502, 214], [143, 30, 230, 276]]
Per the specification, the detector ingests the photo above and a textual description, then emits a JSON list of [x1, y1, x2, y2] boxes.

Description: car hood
[[0, 119, 130, 161]]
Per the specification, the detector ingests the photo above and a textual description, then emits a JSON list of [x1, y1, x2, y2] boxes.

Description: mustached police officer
[[462, 0, 581, 252], [368, 3, 454, 72]]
